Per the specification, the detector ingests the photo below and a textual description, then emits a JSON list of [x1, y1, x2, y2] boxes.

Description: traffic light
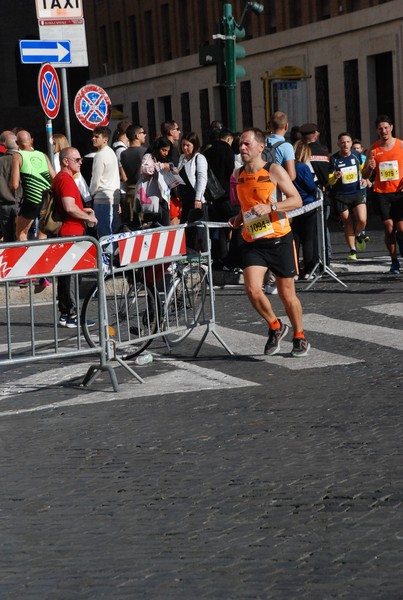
[[233, 25, 246, 80]]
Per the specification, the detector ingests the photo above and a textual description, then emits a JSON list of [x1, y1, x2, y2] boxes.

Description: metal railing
[[0, 235, 120, 391]]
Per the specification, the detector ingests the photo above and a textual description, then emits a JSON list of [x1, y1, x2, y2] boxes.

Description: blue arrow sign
[[20, 40, 71, 64]]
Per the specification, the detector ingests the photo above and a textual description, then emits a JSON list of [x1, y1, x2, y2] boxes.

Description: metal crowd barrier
[[0, 235, 120, 391], [84, 222, 233, 381], [0, 224, 233, 394], [288, 196, 347, 290]]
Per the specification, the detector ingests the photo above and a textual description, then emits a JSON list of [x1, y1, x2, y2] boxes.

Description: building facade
[[83, 0, 403, 151]]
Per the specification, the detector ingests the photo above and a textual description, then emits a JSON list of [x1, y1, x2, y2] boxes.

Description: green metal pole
[[223, 3, 236, 132]]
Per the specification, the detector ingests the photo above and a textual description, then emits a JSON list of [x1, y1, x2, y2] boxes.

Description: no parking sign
[[74, 84, 111, 130], [38, 63, 61, 119]]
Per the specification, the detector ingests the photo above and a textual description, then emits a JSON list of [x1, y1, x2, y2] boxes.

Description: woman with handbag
[[291, 140, 319, 279], [178, 132, 208, 251], [139, 136, 173, 226]]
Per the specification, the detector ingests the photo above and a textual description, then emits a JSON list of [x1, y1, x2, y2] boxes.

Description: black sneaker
[[264, 320, 289, 355], [291, 337, 310, 357]]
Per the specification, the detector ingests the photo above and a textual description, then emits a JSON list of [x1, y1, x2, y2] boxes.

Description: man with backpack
[[263, 111, 296, 181], [262, 112, 296, 293]]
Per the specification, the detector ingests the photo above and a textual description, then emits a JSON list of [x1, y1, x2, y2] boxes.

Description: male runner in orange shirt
[[362, 114, 403, 274], [229, 128, 310, 357]]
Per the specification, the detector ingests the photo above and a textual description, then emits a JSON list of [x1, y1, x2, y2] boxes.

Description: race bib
[[341, 165, 358, 184], [244, 210, 274, 239], [379, 160, 399, 182]]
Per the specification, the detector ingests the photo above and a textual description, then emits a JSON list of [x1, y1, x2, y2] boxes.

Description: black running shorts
[[374, 192, 403, 222], [241, 231, 298, 278], [332, 190, 365, 214]]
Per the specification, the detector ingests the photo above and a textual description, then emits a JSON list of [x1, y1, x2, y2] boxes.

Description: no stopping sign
[[74, 84, 111, 130]]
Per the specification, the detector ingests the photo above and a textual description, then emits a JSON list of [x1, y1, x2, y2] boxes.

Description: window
[[179, 0, 190, 55], [99, 25, 108, 67], [147, 99, 156, 143], [144, 11, 155, 64], [315, 65, 331, 150], [129, 16, 139, 69], [289, 0, 302, 27], [317, 0, 330, 19], [131, 102, 140, 125], [199, 89, 210, 146], [181, 92, 191, 133], [114, 21, 123, 72], [161, 4, 172, 61], [344, 59, 361, 139]]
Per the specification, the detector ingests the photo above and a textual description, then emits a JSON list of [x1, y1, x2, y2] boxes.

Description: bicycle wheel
[[164, 263, 208, 346], [81, 272, 160, 357]]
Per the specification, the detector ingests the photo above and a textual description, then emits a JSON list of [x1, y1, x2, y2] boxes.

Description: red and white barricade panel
[[118, 228, 186, 266], [0, 241, 97, 280]]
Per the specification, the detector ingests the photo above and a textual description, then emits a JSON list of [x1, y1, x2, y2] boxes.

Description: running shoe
[[347, 249, 357, 260], [362, 231, 370, 243], [291, 337, 311, 357], [264, 320, 289, 355], [355, 234, 366, 251], [389, 259, 400, 274], [264, 284, 278, 295]]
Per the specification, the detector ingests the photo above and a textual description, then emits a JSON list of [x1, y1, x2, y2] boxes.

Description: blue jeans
[[94, 203, 119, 240]]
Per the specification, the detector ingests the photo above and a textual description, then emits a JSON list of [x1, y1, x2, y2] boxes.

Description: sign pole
[[61, 68, 72, 143], [46, 118, 54, 168]]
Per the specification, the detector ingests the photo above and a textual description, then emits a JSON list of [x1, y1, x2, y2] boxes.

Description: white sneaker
[[264, 284, 278, 295]]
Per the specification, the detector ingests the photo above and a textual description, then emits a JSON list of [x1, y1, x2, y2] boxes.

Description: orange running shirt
[[372, 138, 403, 193], [236, 164, 291, 243]]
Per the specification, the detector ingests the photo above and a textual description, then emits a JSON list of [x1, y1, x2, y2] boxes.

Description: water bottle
[[133, 353, 153, 366], [86, 220, 96, 228]]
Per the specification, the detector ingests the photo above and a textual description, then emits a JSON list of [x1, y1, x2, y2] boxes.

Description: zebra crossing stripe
[[302, 313, 403, 351], [188, 324, 363, 370], [0, 357, 258, 416], [365, 303, 403, 318]]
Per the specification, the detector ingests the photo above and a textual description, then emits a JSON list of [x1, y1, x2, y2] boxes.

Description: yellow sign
[[272, 66, 306, 80]]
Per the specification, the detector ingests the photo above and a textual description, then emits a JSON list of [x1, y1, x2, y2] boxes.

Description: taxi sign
[[38, 63, 61, 120], [74, 84, 111, 130], [35, 0, 83, 20]]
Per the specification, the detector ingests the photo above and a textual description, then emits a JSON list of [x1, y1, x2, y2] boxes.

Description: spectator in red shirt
[[53, 147, 97, 328]]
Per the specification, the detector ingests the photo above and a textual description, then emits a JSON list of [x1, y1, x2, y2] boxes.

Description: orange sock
[[294, 330, 305, 339], [269, 318, 280, 330]]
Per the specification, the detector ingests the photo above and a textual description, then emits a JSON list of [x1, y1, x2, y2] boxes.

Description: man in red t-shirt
[[53, 147, 97, 327]]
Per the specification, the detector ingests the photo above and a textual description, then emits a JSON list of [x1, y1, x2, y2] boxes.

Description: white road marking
[[331, 255, 393, 273], [189, 323, 363, 370], [302, 313, 403, 350], [0, 357, 258, 416], [365, 303, 403, 318]]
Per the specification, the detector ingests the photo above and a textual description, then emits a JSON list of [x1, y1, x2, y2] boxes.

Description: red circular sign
[[38, 64, 61, 120], [74, 84, 111, 130]]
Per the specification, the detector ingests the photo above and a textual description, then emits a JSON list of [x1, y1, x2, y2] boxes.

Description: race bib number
[[244, 210, 274, 239], [341, 165, 358, 184], [379, 160, 399, 182]]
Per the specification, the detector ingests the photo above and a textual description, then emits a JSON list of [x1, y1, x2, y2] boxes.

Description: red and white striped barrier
[[0, 240, 97, 280], [118, 229, 186, 266]]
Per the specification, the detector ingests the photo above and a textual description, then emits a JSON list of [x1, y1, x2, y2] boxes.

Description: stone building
[[83, 0, 403, 151]]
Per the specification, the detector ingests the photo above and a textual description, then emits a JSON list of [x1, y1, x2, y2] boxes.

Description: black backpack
[[261, 140, 286, 165]]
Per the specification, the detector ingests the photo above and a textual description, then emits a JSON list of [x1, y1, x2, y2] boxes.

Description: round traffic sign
[[74, 84, 111, 130], [38, 63, 61, 120]]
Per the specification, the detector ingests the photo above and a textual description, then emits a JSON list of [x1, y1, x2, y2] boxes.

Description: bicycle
[[80, 256, 208, 357]]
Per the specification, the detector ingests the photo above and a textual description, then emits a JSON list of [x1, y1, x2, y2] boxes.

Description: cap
[[299, 123, 319, 135]]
